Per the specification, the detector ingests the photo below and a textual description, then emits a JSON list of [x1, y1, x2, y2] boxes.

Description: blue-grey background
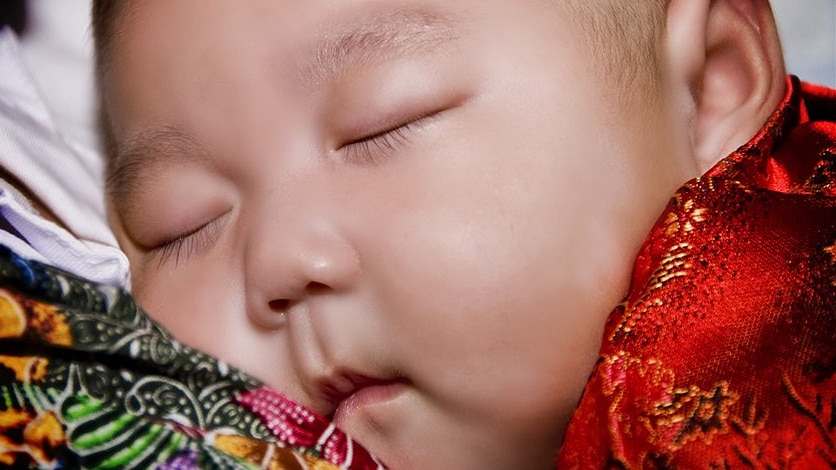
[[773, 0, 836, 85]]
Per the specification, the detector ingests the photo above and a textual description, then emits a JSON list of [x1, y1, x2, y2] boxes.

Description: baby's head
[[93, 1, 785, 468]]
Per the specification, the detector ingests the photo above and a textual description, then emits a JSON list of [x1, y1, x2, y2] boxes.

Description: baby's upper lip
[[319, 371, 407, 419]]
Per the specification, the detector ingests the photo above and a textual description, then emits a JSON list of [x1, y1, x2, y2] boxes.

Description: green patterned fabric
[[0, 245, 349, 469]]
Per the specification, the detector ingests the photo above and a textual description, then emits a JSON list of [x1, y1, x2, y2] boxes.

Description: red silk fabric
[[557, 77, 836, 468]]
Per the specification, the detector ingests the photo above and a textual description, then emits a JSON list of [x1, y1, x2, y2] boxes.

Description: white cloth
[[16, 0, 102, 157], [0, 28, 129, 287]]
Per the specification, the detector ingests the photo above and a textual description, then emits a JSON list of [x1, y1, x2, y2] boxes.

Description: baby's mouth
[[321, 372, 411, 424]]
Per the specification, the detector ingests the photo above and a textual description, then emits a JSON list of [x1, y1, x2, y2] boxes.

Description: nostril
[[249, 299, 288, 329], [305, 281, 329, 295], [269, 299, 290, 311]]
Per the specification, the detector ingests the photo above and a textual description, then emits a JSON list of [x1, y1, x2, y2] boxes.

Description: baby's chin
[[338, 391, 559, 470]]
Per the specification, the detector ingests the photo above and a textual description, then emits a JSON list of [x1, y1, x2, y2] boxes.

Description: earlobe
[[664, 0, 786, 171]]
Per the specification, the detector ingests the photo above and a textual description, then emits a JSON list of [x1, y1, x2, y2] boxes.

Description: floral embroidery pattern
[[0, 247, 380, 469]]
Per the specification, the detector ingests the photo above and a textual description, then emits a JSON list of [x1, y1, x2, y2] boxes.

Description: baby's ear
[[664, 0, 786, 171]]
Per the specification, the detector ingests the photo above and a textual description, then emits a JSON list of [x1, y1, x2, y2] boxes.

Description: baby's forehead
[[114, 0, 573, 51]]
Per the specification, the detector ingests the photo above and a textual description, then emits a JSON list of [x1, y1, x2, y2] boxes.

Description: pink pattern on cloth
[[237, 387, 386, 469]]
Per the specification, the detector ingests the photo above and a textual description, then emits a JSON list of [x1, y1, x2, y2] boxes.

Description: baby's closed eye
[[336, 110, 444, 164], [148, 212, 230, 268]]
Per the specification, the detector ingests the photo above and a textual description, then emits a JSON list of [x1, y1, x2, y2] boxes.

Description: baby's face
[[106, 1, 692, 468]]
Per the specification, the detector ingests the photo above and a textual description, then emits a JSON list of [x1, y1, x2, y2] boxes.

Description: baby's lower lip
[[332, 379, 410, 426]]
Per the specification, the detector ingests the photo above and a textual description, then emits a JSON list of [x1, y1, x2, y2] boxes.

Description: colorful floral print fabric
[[0, 247, 382, 469]]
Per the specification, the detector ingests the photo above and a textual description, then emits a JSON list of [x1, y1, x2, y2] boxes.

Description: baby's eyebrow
[[296, 7, 461, 87], [107, 125, 210, 213]]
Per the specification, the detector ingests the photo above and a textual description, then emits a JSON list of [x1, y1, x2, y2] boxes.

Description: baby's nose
[[244, 219, 360, 329]]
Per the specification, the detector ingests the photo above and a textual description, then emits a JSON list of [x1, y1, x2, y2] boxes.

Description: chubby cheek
[[132, 261, 232, 342], [358, 175, 610, 462], [364, 137, 610, 411], [391, 211, 600, 371], [129, 253, 287, 386]]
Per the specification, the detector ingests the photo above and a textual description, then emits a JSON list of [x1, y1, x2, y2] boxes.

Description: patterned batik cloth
[[558, 77, 836, 468], [0, 247, 383, 469]]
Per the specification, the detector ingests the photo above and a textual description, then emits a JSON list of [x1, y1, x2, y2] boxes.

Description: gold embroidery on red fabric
[[599, 352, 744, 467], [596, 350, 836, 467], [781, 374, 836, 453], [598, 352, 675, 460], [802, 148, 836, 194], [609, 242, 692, 341], [645, 381, 739, 450], [726, 397, 772, 467], [610, 197, 712, 342]]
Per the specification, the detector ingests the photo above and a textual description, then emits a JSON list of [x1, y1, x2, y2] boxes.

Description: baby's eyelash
[[340, 114, 435, 164], [149, 215, 226, 268]]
